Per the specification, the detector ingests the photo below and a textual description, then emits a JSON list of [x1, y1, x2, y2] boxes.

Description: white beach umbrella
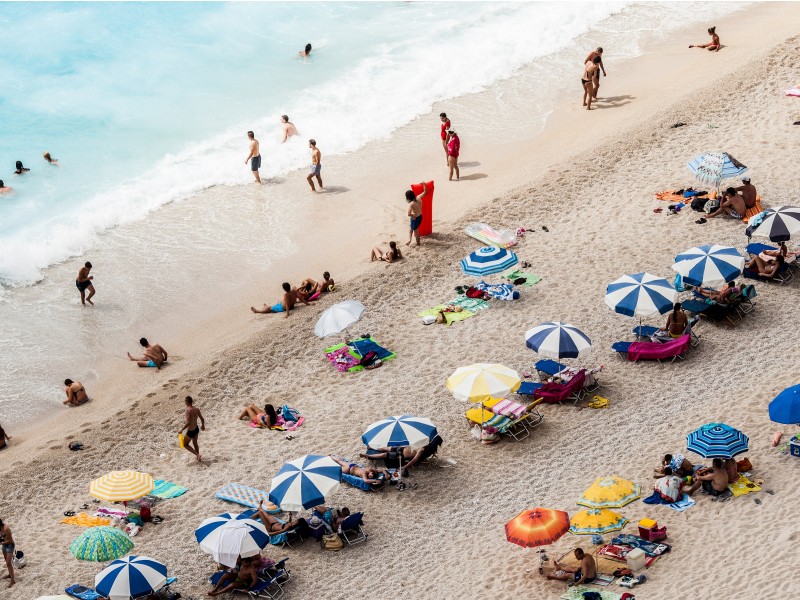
[[672, 244, 744, 288], [314, 301, 366, 338], [524, 322, 592, 359], [195, 513, 269, 567], [749, 206, 800, 242]]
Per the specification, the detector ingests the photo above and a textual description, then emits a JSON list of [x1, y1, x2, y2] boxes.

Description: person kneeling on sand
[[127, 337, 168, 369], [251, 282, 307, 318], [707, 187, 745, 219], [238, 403, 278, 428], [547, 548, 596, 585], [64, 379, 89, 407], [371, 241, 402, 263], [330, 456, 387, 484]]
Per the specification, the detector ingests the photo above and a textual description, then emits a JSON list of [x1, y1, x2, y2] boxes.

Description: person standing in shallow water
[[280, 115, 298, 143], [245, 131, 261, 184], [76, 261, 95, 305]]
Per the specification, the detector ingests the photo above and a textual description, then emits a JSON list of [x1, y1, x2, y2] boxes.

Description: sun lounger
[[209, 571, 284, 600], [612, 334, 690, 362], [743, 262, 793, 284], [634, 317, 700, 345], [338, 512, 368, 545], [65, 585, 101, 600], [516, 381, 544, 396], [534, 359, 567, 377], [465, 406, 531, 441], [684, 286, 756, 324], [746, 242, 799, 272], [533, 370, 586, 405]]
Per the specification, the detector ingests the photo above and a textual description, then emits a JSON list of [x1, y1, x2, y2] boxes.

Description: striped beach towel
[[215, 483, 280, 513], [150, 479, 188, 499], [490, 398, 527, 419]]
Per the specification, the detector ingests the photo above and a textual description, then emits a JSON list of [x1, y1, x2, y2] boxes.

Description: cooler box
[[411, 181, 434, 237], [638, 518, 667, 542], [790, 439, 800, 457], [626, 548, 646, 572]]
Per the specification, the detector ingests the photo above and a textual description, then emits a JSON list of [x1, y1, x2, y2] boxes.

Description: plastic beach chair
[[534, 370, 586, 405], [338, 512, 368, 545]]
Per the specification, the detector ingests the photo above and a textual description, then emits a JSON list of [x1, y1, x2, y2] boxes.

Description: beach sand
[[3, 4, 800, 599]]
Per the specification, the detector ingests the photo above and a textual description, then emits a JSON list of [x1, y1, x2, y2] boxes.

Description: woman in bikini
[[329, 456, 385, 483], [746, 254, 785, 278], [64, 379, 89, 406], [238, 403, 278, 427], [370, 241, 402, 263], [760, 242, 789, 263], [255, 500, 309, 536], [581, 57, 601, 110], [690, 26, 720, 52], [660, 302, 688, 338]]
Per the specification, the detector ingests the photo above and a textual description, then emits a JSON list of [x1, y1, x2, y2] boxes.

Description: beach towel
[[643, 490, 696, 512], [94, 507, 128, 519], [489, 398, 527, 419], [215, 483, 281, 512], [501, 269, 541, 287], [61, 513, 111, 527], [65, 584, 102, 600], [348, 338, 395, 361], [448, 295, 491, 311], [150, 479, 188, 499], [742, 196, 763, 224], [464, 222, 517, 248], [559, 549, 628, 576], [475, 281, 518, 301], [325, 338, 396, 372], [598, 544, 659, 568], [324, 344, 361, 372], [419, 305, 476, 325], [465, 407, 511, 428], [626, 335, 689, 362], [611, 534, 670, 557], [560, 588, 622, 600], [729, 474, 761, 497]]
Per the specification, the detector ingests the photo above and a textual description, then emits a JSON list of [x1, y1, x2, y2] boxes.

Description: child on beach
[[690, 26, 720, 51]]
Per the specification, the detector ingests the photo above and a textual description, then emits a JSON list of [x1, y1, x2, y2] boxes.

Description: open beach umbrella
[[89, 471, 154, 503], [195, 512, 268, 567], [525, 322, 591, 359], [460, 246, 519, 276], [672, 244, 745, 288], [95, 555, 168, 600], [446, 363, 521, 402], [362, 415, 437, 449], [577, 476, 641, 509], [313, 300, 365, 338], [749, 206, 800, 242], [569, 508, 628, 536], [70, 526, 134, 562], [269, 454, 342, 512], [687, 152, 747, 189], [686, 422, 749, 458], [605, 273, 677, 319], [769, 385, 800, 425], [505, 508, 570, 548]]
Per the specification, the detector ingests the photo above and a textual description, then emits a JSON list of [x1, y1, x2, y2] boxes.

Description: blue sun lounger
[[534, 359, 567, 377], [516, 381, 544, 396], [209, 571, 285, 599]]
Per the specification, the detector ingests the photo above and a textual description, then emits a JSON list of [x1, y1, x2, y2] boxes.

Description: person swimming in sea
[[299, 43, 312, 58], [690, 26, 720, 52], [13, 161, 29, 175], [281, 115, 299, 143], [0, 180, 13, 194], [43, 152, 59, 166]]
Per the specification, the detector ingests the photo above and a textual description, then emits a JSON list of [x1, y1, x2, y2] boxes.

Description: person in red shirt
[[446, 130, 460, 181], [439, 112, 451, 164]]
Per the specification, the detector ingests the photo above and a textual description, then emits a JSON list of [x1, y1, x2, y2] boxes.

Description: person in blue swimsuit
[[405, 181, 427, 247], [251, 282, 307, 318], [127, 337, 168, 369]]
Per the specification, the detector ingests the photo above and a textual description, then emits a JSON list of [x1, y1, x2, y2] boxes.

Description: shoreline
[[4, 4, 800, 598]]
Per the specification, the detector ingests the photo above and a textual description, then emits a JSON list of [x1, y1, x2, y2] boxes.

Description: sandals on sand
[[696, 217, 707, 224]]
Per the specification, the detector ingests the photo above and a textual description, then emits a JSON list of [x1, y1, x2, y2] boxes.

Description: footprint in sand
[[146, 392, 156, 398]]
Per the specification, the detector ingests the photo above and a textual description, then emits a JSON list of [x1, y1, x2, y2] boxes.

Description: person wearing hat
[[735, 177, 757, 209]]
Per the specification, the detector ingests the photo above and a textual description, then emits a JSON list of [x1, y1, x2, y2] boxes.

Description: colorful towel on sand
[[448, 295, 491, 311], [250, 407, 305, 431], [61, 513, 111, 527], [419, 305, 476, 325], [742, 197, 764, 224], [324, 345, 361, 372], [324, 338, 396, 372], [729, 475, 761, 497], [151, 479, 188, 499], [475, 281, 518, 301], [489, 398, 527, 418], [501, 269, 541, 287], [643, 490, 696, 512], [215, 483, 281, 512], [348, 338, 395, 361], [464, 222, 517, 248], [95, 507, 128, 519], [611, 534, 670, 557], [560, 588, 621, 600]]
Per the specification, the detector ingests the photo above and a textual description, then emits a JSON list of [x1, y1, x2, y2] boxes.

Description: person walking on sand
[[179, 396, 205, 462], [446, 130, 460, 181], [439, 112, 451, 164], [406, 182, 427, 247], [127, 337, 168, 369], [306, 139, 323, 191], [76, 261, 95, 306], [280, 115, 298, 143], [245, 131, 262, 184], [581, 56, 601, 110], [251, 282, 308, 317], [0, 181, 13, 195], [42, 152, 59, 166], [64, 379, 89, 407], [584, 47, 606, 99], [0, 518, 16, 588], [690, 26, 720, 51]]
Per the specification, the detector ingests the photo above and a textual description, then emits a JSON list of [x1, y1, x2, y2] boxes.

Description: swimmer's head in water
[[309, 139, 316, 147], [43, 152, 52, 161], [281, 115, 289, 123], [708, 26, 716, 34], [282, 282, 291, 292], [0, 180, 4, 187], [247, 130, 255, 139], [305, 43, 312, 54], [15, 160, 23, 170], [65, 378, 74, 386], [405, 190, 416, 201], [139, 337, 149, 347]]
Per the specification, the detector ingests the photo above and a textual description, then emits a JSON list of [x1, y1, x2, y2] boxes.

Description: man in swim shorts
[[245, 131, 261, 184], [707, 187, 745, 220], [179, 395, 205, 462], [406, 182, 427, 247], [694, 458, 729, 496], [735, 177, 757, 209], [127, 337, 169, 369], [306, 139, 323, 191], [251, 282, 308, 318], [64, 379, 89, 407], [547, 548, 596, 585], [280, 115, 298, 143], [584, 47, 606, 99], [0, 518, 15, 588], [76, 261, 95, 306]]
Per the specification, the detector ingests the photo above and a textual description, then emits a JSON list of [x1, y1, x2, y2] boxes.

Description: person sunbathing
[[255, 500, 306, 534], [370, 241, 403, 263], [653, 453, 694, 478], [209, 556, 257, 596], [300, 272, 335, 296], [745, 255, 785, 278], [694, 281, 739, 304], [238, 403, 278, 427], [707, 187, 745, 219], [760, 242, 788, 262], [330, 456, 386, 484]]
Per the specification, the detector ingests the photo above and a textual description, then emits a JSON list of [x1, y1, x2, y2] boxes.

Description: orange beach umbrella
[[505, 507, 570, 548]]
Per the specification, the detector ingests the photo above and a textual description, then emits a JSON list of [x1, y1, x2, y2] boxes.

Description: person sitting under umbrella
[[655, 302, 688, 340], [708, 187, 746, 220], [254, 500, 309, 535], [745, 254, 785, 278], [361, 435, 443, 473], [693, 281, 739, 304], [546, 548, 597, 585], [694, 458, 729, 497], [209, 556, 258, 597], [653, 453, 694, 478]]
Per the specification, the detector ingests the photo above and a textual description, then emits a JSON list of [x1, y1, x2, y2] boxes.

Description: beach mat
[[418, 305, 476, 325], [560, 587, 621, 600], [742, 196, 763, 224], [215, 483, 280, 512], [501, 269, 541, 287], [447, 295, 491, 311], [61, 513, 111, 527], [324, 337, 396, 372], [464, 222, 517, 248], [151, 479, 188, 499], [729, 475, 761, 497]]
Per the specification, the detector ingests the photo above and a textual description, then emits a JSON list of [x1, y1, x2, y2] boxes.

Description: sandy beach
[[3, 3, 800, 599]]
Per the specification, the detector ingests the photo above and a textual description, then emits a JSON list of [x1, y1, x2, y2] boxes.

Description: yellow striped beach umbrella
[[577, 476, 641, 509], [446, 363, 522, 403], [569, 508, 629, 535], [89, 471, 154, 502]]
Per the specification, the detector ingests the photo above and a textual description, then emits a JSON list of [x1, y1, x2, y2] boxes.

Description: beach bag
[[421, 315, 436, 325], [690, 197, 708, 212], [704, 199, 720, 213], [320, 533, 344, 551], [359, 351, 378, 366], [11, 550, 25, 569], [280, 405, 300, 422], [736, 458, 752, 472]]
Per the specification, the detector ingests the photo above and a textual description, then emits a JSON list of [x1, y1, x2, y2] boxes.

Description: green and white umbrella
[[70, 526, 134, 562]]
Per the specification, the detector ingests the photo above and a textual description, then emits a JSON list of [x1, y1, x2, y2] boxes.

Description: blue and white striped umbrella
[[672, 244, 745, 288], [524, 322, 592, 359], [269, 455, 342, 512], [750, 206, 800, 242], [195, 512, 269, 567], [95, 556, 167, 600], [461, 246, 519, 276], [362, 415, 437, 450], [687, 152, 747, 188], [605, 273, 677, 318], [686, 422, 749, 459]]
